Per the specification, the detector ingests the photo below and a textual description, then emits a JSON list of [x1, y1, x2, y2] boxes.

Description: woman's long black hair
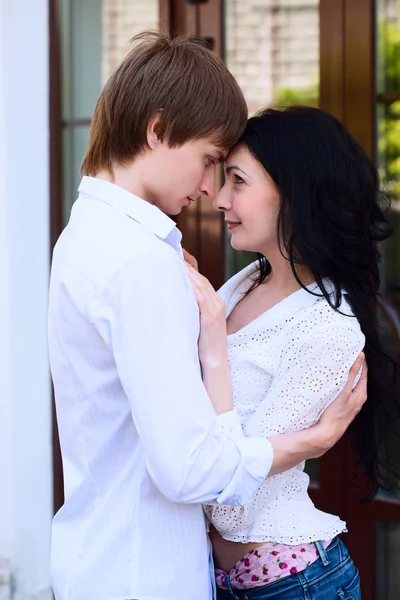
[[238, 106, 400, 498]]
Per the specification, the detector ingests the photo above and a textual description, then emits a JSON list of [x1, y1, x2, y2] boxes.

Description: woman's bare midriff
[[209, 525, 268, 573]]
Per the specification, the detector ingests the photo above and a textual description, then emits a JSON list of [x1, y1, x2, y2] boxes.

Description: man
[[48, 32, 365, 600]]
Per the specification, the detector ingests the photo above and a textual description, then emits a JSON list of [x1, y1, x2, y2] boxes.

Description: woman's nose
[[213, 186, 231, 211]]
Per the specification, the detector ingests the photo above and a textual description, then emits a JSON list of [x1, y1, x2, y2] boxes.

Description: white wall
[[0, 0, 53, 598]]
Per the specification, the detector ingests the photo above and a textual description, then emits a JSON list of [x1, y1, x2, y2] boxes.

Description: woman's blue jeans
[[216, 537, 361, 600]]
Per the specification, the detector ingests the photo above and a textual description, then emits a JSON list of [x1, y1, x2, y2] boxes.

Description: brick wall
[[102, 0, 158, 83], [101, 0, 319, 113], [225, 0, 319, 114]]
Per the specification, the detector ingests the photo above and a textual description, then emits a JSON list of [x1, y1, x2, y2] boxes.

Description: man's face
[[141, 136, 226, 215]]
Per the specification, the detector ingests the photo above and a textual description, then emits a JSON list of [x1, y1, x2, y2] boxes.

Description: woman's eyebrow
[[225, 165, 251, 178]]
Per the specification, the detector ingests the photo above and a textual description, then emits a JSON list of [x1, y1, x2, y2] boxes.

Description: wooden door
[[161, 0, 226, 290]]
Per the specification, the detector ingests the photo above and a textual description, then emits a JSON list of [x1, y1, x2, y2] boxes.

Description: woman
[[185, 106, 400, 599]]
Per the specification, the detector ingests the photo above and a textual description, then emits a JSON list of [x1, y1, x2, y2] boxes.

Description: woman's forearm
[[268, 423, 335, 476], [202, 359, 234, 415], [202, 363, 344, 473]]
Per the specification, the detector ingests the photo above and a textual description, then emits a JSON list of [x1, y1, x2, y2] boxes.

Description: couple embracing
[[48, 32, 399, 600]]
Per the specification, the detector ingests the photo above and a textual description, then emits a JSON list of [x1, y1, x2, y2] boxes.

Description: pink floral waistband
[[215, 539, 332, 590]]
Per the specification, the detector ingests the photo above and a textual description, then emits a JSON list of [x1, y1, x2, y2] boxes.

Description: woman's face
[[214, 145, 281, 255]]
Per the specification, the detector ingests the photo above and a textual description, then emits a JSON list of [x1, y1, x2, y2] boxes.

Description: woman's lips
[[226, 221, 241, 230]]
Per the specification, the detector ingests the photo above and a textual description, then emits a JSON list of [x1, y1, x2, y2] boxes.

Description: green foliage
[[261, 15, 400, 295], [379, 21, 400, 92], [275, 82, 319, 108], [273, 20, 400, 199], [378, 20, 400, 199]]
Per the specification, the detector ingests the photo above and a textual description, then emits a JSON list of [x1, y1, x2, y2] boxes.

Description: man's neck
[[95, 168, 151, 206]]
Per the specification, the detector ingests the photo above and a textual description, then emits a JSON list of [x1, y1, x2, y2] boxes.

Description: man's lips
[[226, 221, 241, 230]]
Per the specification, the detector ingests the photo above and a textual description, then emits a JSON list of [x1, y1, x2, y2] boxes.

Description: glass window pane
[[73, 125, 90, 197], [61, 0, 71, 121], [376, 520, 400, 599], [376, 0, 400, 500], [377, 1, 400, 305], [62, 125, 90, 226], [102, 0, 159, 84], [62, 128, 72, 227], [224, 0, 319, 117], [377, 101, 400, 294], [377, 0, 400, 94], [60, 0, 159, 221], [71, 0, 103, 120]]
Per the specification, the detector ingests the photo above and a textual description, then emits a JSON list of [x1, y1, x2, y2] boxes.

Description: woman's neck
[[261, 247, 314, 295]]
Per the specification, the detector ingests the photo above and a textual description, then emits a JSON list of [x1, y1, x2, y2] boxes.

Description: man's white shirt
[[48, 176, 273, 600]]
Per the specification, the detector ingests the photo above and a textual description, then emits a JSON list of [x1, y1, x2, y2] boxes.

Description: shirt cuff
[[215, 437, 274, 506], [214, 409, 244, 440]]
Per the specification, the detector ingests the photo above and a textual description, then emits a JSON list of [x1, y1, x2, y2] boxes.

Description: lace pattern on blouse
[[204, 263, 364, 545]]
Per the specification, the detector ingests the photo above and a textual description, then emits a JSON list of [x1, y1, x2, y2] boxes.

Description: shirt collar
[[221, 261, 346, 319], [78, 176, 180, 244]]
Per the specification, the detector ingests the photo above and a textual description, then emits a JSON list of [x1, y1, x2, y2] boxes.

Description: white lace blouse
[[204, 262, 365, 545]]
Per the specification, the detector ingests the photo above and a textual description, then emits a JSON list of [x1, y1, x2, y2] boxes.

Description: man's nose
[[200, 168, 215, 198]]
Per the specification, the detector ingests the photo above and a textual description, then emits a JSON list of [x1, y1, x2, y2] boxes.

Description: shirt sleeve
[[93, 244, 273, 505], [246, 323, 365, 439], [213, 409, 246, 440]]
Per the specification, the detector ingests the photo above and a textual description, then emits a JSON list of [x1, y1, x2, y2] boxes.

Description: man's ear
[[146, 112, 163, 150]]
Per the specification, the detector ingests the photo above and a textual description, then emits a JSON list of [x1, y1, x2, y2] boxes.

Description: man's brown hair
[[81, 32, 248, 176]]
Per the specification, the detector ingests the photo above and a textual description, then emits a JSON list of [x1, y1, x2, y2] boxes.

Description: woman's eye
[[233, 174, 245, 185]]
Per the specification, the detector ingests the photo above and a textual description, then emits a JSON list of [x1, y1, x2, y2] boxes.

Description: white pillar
[[0, 0, 53, 598]]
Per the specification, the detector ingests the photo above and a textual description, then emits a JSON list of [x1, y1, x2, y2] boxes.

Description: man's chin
[[156, 202, 183, 217], [170, 206, 184, 216], [172, 200, 192, 215], [161, 198, 194, 216]]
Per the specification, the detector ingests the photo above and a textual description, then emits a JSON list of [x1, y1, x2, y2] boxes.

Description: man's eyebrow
[[225, 165, 250, 177], [214, 150, 227, 163]]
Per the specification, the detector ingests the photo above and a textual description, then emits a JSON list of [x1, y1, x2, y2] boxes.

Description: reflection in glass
[[376, 520, 400, 600]]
